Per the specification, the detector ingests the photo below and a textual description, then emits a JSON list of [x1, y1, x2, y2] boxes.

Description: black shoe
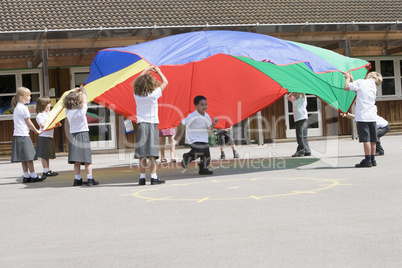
[[181, 153, 190, 169], [139, 178, 146, 185], [220, 153, 226, 160], [355, 159, 372, 168], [30, 175, 46, 182], [44, 170, 58, 176], [86, 179, 99, 186], [23, 177, 31, 183], [198, 164, 214, 175], [151, 178, 165, 185], [292, 151, 305, 157], [73, 179, 84, 186], [233, 151, 240, 158], [375, 152, 384, 156], [371, 160, 377, 167], [199, 169, 214, 175], [304, 152, 311, 156]]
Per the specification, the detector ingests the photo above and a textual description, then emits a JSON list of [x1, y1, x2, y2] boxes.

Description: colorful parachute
[[44, 30, 370, 131]]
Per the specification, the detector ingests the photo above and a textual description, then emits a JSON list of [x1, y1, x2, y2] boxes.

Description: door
[[285, 94, 323, 138], [70, 68, 117, 150]]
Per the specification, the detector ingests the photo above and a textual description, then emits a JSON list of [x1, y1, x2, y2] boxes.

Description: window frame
[[0, 69, 43, 120], [363, 56, 402, 101]]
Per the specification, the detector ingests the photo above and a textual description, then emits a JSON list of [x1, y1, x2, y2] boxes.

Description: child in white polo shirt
[[175, 95, 218, 175], [286, 92, 311, 157], [344, 71, 383, 167]]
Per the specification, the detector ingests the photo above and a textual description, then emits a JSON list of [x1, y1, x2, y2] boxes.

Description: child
[[217, 127, 239, 159], [375, 115, 390, 156], [174, 95, 218, 175], [11, 87, 45, 183], [159, 128, 176, 163], [35, 97, 58, 177], [64, 85, 98, 186], [341, 112, 390, 156], [344, 71, 383, 167], [286, 92, 311, 157], [133, 65, 168, 185]]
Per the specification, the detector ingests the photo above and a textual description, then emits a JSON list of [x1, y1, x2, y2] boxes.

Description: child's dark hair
[[194, 95, 207, 105], [133, 74, 160, 96], [35, 96, 51, 113], [63, 91, 83, 110]]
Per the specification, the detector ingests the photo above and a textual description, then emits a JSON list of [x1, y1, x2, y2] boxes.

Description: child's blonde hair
[[133, 74, 160, 97], [63, 91, 83, 110], [366, 72, 383, 86], [11, 87, 31, 108], [35, 96, 51, 113]]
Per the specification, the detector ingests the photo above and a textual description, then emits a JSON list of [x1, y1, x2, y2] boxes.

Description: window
[[365, 57, 402, 100], [0, 70, 43, 118]]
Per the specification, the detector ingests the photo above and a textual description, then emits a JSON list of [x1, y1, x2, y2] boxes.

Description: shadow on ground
[[14, 157, 321, 189]]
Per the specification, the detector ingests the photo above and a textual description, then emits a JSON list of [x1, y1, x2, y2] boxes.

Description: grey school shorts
[[357, 121, 377, 143]]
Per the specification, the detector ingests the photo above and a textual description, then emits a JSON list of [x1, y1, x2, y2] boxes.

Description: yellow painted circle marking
[[124, 177, 349, 203]]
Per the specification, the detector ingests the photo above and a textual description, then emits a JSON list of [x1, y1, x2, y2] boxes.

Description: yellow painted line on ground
[[197, 197, 210, 203], [146, 197, 172, 202], [292, 191, 317, 194], [127, 177, 348, 202]]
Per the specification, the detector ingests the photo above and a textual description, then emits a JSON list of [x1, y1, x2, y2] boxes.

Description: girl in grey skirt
[[11, 87, 45, 183], [64, 85, 98, 186], [35, 97, 59, 177], [133, 65, 168, 185]]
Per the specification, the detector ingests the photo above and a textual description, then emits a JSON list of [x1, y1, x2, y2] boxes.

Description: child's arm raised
[[153, 66, 168, 91], [208, 118, 218, 130], [344, 73, 354, 91], [78, 85, 87, 104], [139, 65, 155, 76]]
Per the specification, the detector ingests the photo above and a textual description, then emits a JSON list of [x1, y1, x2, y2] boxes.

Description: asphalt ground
[[0, 135, 401, 267]]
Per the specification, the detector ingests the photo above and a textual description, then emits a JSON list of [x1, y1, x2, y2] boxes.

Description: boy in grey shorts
[[344, 71, 383, 167]]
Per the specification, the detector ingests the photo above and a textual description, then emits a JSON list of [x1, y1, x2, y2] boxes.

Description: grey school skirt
[[36, 136, 56, 159], [11, 136, 38, 162], [134, 123, 159, 159], [68, 131, 92, 165]]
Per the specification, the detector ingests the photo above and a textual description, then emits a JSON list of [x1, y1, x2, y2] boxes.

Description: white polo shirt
[[291, 96, 308, 122], [349, 79, 377, 122], [13, 102, 30, 136], [134, 87, 162, 124], [182, 110, 212, 144], [376, 115, 388, 128], [66, 103, 89, 134], [36, 111, 54, 138]]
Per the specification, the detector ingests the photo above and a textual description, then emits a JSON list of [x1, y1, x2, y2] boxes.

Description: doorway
[[284, 94, 323, 138]]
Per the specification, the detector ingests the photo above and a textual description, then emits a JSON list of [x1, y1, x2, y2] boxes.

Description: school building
[[0, 0, 401, 156]]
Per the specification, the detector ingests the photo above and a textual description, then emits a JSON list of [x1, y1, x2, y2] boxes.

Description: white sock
[[140, 173, 146, 179], [30, 172, 37, 178], [43, 168, 49, 173], [87, 174, 93, 180], [75, 175, 81, 180], [23, 172, 29, 178], [150, 172, 157, 179]]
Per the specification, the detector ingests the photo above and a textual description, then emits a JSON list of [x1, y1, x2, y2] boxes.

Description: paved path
[[0, 135, 401, 267]]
